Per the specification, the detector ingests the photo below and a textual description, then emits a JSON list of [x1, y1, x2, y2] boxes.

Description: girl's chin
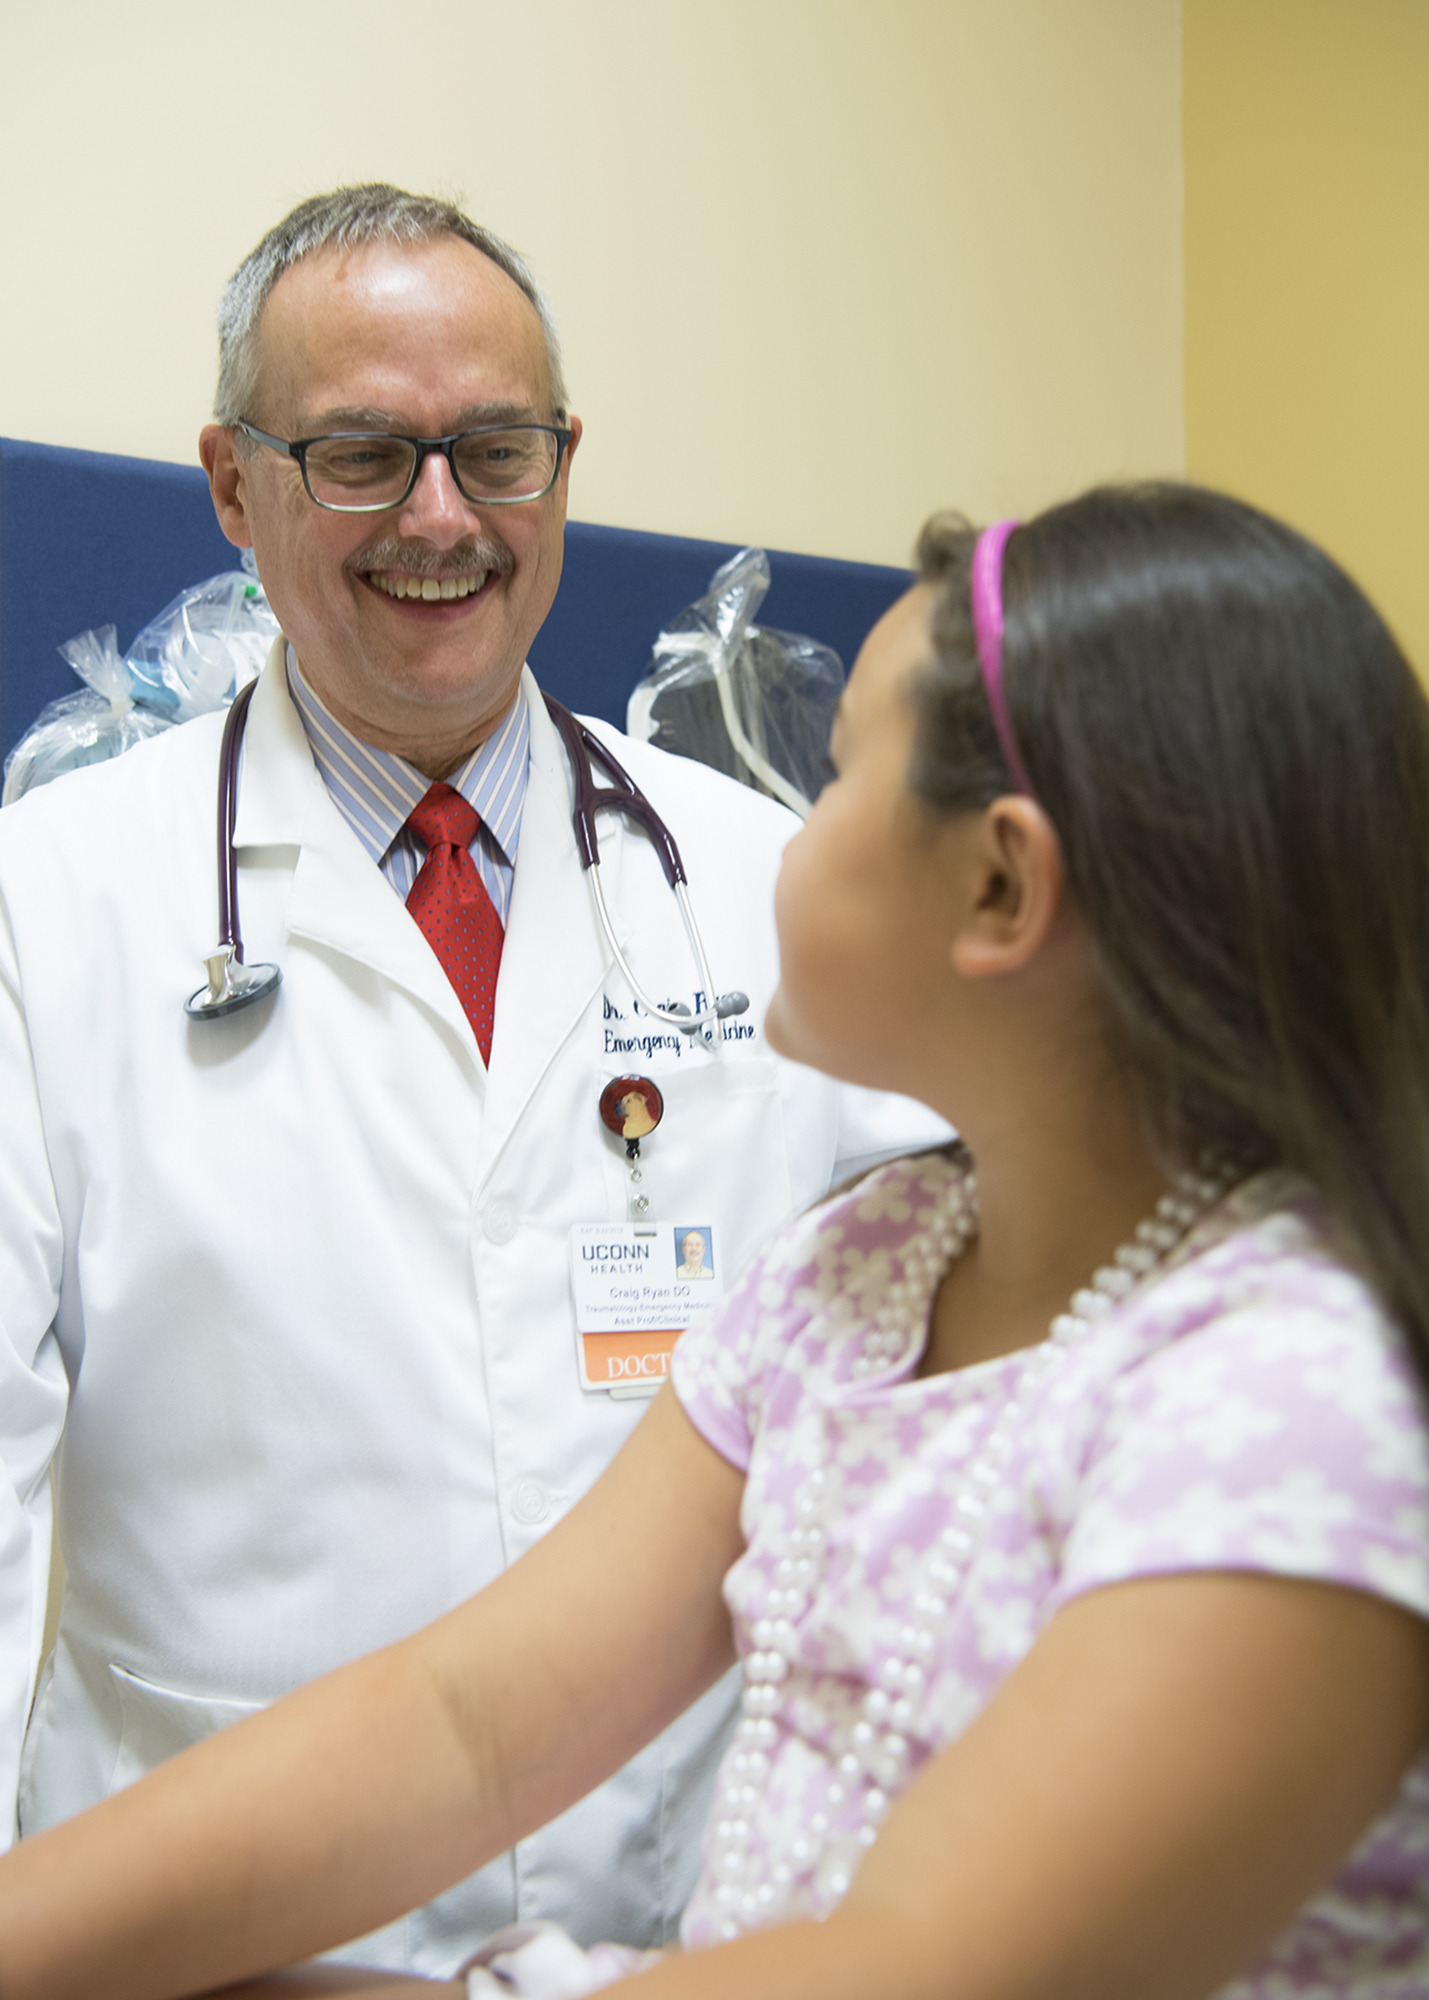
[[765, 989, 853, 1077], [765, 990, 883, 1094]]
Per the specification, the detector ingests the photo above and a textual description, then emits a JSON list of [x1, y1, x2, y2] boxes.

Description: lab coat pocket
[[107, 1662, 265, 1796], [597, 1055, 793, 1287]]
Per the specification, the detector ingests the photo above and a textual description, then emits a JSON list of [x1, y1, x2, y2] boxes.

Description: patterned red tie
[[404, 783, 504, 1064]]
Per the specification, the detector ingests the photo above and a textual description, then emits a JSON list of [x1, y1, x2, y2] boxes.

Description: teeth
[[370, 571, 487, 601]]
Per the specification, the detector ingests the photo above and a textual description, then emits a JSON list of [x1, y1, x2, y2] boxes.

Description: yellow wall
[[0, 0, 1183, 569], [1185, 0, 1429, 674], [9, 7, 1422, 635]]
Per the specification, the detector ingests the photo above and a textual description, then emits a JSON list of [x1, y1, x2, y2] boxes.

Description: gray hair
[[213, 183, 568, 430]]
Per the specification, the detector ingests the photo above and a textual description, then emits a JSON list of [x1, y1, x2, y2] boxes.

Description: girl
[[5, 483, 1429, 2000]]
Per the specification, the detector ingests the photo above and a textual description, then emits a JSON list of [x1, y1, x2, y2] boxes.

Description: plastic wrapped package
[[0, 630, 174, 803], [2, 553, 281, 805], [625, 547, 844, 819]]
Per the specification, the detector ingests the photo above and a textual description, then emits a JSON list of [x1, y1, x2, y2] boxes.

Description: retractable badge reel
[[599, 1074, 664, 1220]]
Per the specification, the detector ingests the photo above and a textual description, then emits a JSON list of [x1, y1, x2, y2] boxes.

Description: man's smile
[[365, 568, 491, 602], [348, 530, 514, 611]]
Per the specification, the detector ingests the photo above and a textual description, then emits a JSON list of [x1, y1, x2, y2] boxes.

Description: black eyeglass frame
[[235, 420, 574, 513]]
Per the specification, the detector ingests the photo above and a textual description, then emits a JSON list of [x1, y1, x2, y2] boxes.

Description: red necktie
[[405, 784, 504, 1064]]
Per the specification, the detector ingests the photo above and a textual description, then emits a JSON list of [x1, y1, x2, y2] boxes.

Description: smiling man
[[0, 186, 944, 1978], [202, 222, 573, 772]]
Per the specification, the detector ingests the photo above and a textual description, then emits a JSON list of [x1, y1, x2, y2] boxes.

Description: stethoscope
[[186, 678, 750, 1044]]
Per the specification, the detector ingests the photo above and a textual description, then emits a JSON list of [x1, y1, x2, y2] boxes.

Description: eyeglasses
[[235, 420, 573, 512]]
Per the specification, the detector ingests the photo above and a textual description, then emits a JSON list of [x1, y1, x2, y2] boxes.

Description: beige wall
[[0, 0, 1183, 569], [1185, 0, 1429, 674]]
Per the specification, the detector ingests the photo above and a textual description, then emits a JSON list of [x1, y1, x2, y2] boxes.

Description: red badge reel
[[599, 1074, 664, 1218]]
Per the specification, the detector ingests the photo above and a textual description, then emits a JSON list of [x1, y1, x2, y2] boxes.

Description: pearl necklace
[[711, 1155, 1238, 1939]]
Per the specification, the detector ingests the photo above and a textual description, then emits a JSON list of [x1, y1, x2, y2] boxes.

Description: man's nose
[[395, 447, 479, 546]]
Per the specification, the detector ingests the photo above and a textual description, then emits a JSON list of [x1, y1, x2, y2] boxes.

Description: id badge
[[570, 1222, 724, 1395]]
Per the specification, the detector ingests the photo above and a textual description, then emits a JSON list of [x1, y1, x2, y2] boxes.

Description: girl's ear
[[950, 798, 1068, 979]]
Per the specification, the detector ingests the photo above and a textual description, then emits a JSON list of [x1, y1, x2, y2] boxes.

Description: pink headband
[[970, 519, 1031, 796]]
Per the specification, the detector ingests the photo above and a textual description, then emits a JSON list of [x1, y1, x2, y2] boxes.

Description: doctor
[[0, 186, 940, 1976]]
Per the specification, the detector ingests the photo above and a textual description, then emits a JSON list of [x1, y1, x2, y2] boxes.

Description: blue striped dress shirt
[[285, 649, 530, 924]]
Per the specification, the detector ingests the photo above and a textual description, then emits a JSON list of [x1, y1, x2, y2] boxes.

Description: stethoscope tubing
[[184, 679, 283, 1020], [541, 693, 742, 1044], [188, 679, 744, 1041], [216, 676, 258, 954]]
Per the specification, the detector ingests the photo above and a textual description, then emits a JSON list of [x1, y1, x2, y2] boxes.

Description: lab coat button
[[511, 1477, 550, 1525], [484, 1200, 517, 1245]]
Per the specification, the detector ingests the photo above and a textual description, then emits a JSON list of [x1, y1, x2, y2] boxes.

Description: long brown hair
[[910, 483, 1429, 1380]]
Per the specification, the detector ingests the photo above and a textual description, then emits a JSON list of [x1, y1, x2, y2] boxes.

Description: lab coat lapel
[[228, 638, 316, 847], [232, 640, 478, 1050], [476, 671, 623, 1179]]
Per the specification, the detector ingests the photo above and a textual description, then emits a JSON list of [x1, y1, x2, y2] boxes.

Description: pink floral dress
[[671, 1152, 1429, 1995]]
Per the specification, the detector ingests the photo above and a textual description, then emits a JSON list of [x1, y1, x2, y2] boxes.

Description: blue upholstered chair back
[[0, 436, 910, 765]]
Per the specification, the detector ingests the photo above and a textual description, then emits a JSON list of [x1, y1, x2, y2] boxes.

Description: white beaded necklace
[[710, 1154, 1239, 1939]]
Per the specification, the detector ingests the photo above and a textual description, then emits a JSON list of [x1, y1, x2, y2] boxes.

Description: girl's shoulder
[[1067, 1166, 1427, 1489], [1051, 1170, 1429, 1622], [670, 1148, 968, 1470], [781, 1142, 969, 1260], [1118, 1167, 1401, 1359]]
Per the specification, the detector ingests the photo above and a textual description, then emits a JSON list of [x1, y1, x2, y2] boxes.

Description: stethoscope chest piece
[[185, 945, 282, 1021]]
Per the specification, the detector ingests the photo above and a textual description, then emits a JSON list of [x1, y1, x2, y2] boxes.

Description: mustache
[[346, 535, 515, 580]]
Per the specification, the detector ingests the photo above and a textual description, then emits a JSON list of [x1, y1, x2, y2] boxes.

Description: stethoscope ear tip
[[667, 991, 748, 1039]]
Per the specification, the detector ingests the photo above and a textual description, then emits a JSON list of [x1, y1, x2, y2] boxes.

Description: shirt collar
[[285, 646, 530, 868]]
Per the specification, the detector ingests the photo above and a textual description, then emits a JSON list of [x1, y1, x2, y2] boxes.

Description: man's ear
[[950, 798, 1067, 979], [553, 413, 582, 511], [198, 425, 255, 550]]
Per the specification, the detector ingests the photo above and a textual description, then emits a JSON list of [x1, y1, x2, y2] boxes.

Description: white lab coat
[[0, 650, 944, 1972]]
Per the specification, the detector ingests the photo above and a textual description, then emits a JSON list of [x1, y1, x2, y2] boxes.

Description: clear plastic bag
[[2, 554, 280, 805], [120, 551, 279, 721], [0, 630, 174, 803], [625, 547, 844, 819]]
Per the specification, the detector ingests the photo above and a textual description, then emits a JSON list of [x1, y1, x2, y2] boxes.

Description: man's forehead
[[254, 236, 551, 421], [304, 396, 550, 432], [265, 231, 527, 307]]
